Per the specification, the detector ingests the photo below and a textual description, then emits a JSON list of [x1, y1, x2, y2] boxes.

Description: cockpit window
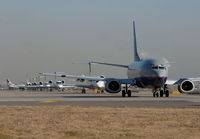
[[159, 66, 165, 69], [152, 66, 159, 69], [152, 65, 166, 70]]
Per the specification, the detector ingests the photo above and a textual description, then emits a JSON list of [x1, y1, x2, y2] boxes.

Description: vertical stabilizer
[[133, 21, 141, 61], [6, 79, 10, 85]]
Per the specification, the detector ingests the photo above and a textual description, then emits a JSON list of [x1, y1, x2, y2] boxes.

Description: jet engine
[[48, 80, 53, 84], [39, 82, 43, 85], [76, 78, 85, 82], [61, 80, 65, 84], [105, 79, 121, 93], [178, 80, 195, 93]]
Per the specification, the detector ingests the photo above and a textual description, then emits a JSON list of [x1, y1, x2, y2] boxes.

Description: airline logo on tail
[[6, 79, 11, 85]]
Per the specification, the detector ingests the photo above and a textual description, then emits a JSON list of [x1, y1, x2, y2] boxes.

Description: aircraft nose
[[155, 76, 167, 86]]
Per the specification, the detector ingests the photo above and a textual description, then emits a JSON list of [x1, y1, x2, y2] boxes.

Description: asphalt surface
[[0, 90, 200, 108]]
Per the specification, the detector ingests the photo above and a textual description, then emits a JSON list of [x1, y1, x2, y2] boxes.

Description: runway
[[0, 90, 200, 108]]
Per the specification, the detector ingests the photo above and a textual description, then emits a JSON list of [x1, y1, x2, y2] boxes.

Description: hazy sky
[[0, 0, 200, 82]]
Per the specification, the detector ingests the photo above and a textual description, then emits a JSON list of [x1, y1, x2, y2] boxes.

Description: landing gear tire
[[122, 90, 131, 97], [122, 90, 126, 97], [153, 91, 159, 97], [153, 92, 156, 97], [165, 90, 169, 97], [82, 89, 86, 94], [160, 90, 164, 97], [127, 90, 131, 97], [121, 84, 132, 97], [156, 92, 159, 97]]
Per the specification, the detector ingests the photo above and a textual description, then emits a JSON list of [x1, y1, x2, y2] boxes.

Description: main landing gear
[[81, 88, 86, 94], [153, 86, 169, 97], [122, 84, 132, 97]]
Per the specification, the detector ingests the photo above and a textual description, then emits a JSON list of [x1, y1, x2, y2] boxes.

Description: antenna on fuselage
[[133, 21, 141, 62]]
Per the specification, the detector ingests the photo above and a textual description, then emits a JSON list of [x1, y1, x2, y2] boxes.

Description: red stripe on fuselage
[[142, 76, 168, 78]]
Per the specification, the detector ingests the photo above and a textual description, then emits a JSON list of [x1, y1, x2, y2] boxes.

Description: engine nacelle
[[105, 79, 121, 93], [178, 80, 195, 93], [32, 82, 37, 85], [48, 80, 53, 84], [61, 80, 65, 84], [76, 78, 85, 82], [39, 82, 43, 85]]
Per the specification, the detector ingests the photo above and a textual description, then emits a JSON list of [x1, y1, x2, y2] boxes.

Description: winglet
[[133, 21, 141, 61]]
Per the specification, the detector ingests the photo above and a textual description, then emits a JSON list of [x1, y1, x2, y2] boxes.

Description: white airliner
[[47, 80, 75, 92], [40, 21, 169, 97], [6, 79, 25, 90], [72, 75, 105, 93]]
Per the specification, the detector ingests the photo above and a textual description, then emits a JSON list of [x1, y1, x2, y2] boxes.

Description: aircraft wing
[[71, 84, 92, 88], [165, 79, 178, 85], [166, 77, 200, 85], [57, 84, 92, 89], [90, 62, 129, 68], [39, 73, 136, 84], [39, 73, 105, 81]]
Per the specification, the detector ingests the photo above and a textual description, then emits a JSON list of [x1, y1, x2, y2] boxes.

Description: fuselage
[[127, 59, 168, 89]]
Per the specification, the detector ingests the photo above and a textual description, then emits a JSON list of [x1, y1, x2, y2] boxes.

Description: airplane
[[47, 80, 72, 92], [38, 73, 105, 93], [72, 75, 105, 93], [6, 79, 26, 90], [40, 21, 169, 97]]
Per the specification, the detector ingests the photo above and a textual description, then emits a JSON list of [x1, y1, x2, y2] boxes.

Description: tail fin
[[6, 79, 11, 85], [133, 21, 141, 61]]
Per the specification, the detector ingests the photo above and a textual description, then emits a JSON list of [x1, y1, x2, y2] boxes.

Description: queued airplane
[[40, 21, 169, 97], [46, 80, 75, 92], [72, 75, 105, 93], [6, 79, 26, 90], [6, 77, 77, 92], [38, 73, 105, 93]]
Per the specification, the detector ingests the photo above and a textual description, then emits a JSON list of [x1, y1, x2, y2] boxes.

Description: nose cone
[[142, 59, 168, 88], [153, 76, 167, 88]]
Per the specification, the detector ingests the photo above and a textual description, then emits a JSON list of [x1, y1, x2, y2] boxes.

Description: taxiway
[[0, 90, 199, 108]]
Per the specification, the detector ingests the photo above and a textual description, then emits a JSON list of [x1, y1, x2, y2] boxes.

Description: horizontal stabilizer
[[90, 62, 129, 68]]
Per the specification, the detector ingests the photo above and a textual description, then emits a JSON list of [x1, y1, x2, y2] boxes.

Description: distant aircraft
[[40, 21, 169, 97], [71, 75, 105, 93], [38, 73, 105, 93], [47, 80, 74, 92], [6, 79, 25, 90]]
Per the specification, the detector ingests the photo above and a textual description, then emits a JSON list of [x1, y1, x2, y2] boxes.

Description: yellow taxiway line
[[40, 100, 60, 103]]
